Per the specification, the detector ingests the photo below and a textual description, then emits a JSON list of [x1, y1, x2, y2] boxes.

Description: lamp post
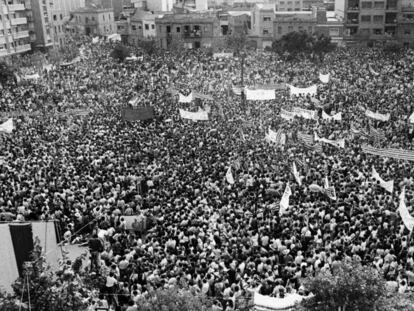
[[240, 51, 246, 112]]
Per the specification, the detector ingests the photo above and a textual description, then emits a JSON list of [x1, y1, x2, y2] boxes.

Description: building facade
[[251, 4, 276, 49], [156, 13, 221, 49], [25, 0, 54, 49], [0, 0, 31, 58], [51, 0, 85, 47], [147, 0, 174, 12], [273, 11, 316, 39], [69, 7, 116, 36], [275, 0, 303, 11]]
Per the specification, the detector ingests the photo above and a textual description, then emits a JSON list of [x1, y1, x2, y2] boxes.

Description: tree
[[139, 39, 158, 55], [312, 33, 335, 61], [135, 286, 213, 311], [0, 62, 15, 85], [110, 44, 131, 62], [226, 29, 248, 54], [300, 259, 386, 311]]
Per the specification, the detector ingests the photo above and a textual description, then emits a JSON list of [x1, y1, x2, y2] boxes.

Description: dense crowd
[[1, 38, 414, 311]]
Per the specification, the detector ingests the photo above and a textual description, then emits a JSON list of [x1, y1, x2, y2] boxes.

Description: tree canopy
[[0, 62, 15, 85], [110, 44, 131, 62]]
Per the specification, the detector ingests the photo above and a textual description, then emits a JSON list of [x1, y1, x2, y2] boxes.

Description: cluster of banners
[[322, 111, 342, 121], [0, 118, 14, 134], [362, 144, 414, 162], [121, 107, 155, 121], [179, 109, 209, 121], [265, 128, 286, 146], [319, 73, 330, 84], [178, 92, 213, 103], [365, 109, 390, 122], [288, 84, 317, 97], [212, 52, 233, 59], [246, 89, 276, 101]]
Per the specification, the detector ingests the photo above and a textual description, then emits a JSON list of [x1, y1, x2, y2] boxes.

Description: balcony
[[14, 30, 29, 39], [347, 6, 359, 11], [11, 17, 27, 26], [15, 44, 31, 52], [8, 3, 25, 11], [183, 32, 202, 38]]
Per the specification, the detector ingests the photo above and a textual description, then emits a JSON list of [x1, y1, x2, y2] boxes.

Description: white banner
[[292, 107, 318, 120], [226, 166, 234, 184], [92, 37, 99, 44], [213, 52, 233, 59], [246, 89, 275, 101], [399, 188, 414, 232], [23, 73, 40, 80], [369, 64, 379, 76], [179, 109, 209, 121], [280, 109, 295, 121], [409, 112, 414, 124], [372, 167, 394, 193], [314, 133, 345, 148], [322, 111, 342, 121], [292, 162, 302, 186], [179, 93, 193, 103], [365, 109, 390, 122], [288, 84, 317, 97], [0, 118, 14, 134], [253, 292, 305, 311], [279, 183, 292, 215], [319, 73, 330, 84], [108, 33, 121, 42]]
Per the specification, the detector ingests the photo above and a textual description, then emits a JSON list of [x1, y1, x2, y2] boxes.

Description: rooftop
[[72, 6, 113, 13], [131, 10, 155, 21], [156, 13, 218, 22]]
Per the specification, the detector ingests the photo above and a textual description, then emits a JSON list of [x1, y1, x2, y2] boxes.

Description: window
[[132, 25, 136, 30], [145, 24, 149, 30], [85, 17, 89, 23], [361, 2, 372, 8], [404, 29, 411, 34], [280, 1, 285, 4], [373, 28, 382, 34], [360, 28, 370, 35], [298, 25, 303, 31], [60, 14, 63, 20], [108, 14, 111, 21], [278, 26, 282, 34], [361, 15, 371, 22], [373, 1, 384, 8], [295, 1, 300, 5], [176, 26, 180, 32], [329, 28, 340, 36], [92, 17, 95, 21], [263, 29, 269, 34], [53, 14, 57, 21], [263, 16, 271, 22], [139, 25, 142, 29], [152, 24, 154, 29], [166, 25, 170, 33], [373, 15, 383, 22], [103, 14, 105, 21]]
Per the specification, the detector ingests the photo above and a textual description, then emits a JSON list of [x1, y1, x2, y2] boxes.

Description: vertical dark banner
[[9, 223, 34, 277]]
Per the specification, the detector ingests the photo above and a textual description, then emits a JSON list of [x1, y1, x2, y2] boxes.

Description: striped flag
[[297, 132, 314, 145], [362, 144, 414, 162], [369, 126, 386, 142]]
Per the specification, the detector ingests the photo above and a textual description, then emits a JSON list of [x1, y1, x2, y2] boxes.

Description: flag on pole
[[226, 166, 234, 185], [0, 118, 14, 134], [371, 167, 394, 193], [279, 183, 292, 215], [324, 177, 337, 200], [398, 187, 414, 232], [292, 162, 302, 186]]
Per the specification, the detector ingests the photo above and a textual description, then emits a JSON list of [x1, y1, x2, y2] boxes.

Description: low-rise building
[[129, 10, 156, 43], [251, 4, 275, 49], [0, 0, 31, 58], [156, 12, 221, 49], [273, 10, 317, 40], [68, 6, 116, 36]]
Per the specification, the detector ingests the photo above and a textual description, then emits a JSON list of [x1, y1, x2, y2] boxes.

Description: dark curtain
[[9, 223, 34, 277]]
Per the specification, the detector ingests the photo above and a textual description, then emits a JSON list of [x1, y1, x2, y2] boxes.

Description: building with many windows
[[0, 0, 31, 58], [24, 0, 54, 49], [251, 3, 275, 49], [68, 6, 116, 36], [156, 12, 221, 49]]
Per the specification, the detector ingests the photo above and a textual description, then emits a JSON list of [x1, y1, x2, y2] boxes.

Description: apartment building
[[24, 0, 54, 49], [116, 9, 156, 45], [156, 12, 221, 49], [68, 6, 116, 36], [0, 0, 31, 58], [275, 0, 303, 11], [251, 4, 275, 49]]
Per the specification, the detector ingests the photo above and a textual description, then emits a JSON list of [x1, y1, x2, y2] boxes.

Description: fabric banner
[[280, 109, 295, 121], [292, 107, 317, 120], [372, 167, 394, 193], [179, 93, 193, 103], [266, 128, 281, 144], [9, 223, 34, 277], [193, 92, 213, 101], [399, 188, 414, 232], [92, 36, 99, 44], [315, 133, 345, 148], [179, 109, 209, 121], [0, 224, 19, 293], [362, 144, 414, 162], [125, 55, 142, 62], [23, 73, 40, 80], [319, 73, 330, 84], [246, 89, 276, 101], [322, 111, 342, 121], [226, 166, 234, 184], [32, 221, 60, 271], [232, 86, 243, 95], [213, 52, 233, 59], [0, 118, 14, 133], [43, 64, 54, 72], [108, 33, 121, 42], [253, 292, 305, 311], [324, 177, 337, 200], [254, 83, 286, 91], [288, 84, 317, 97], [121, 107, 155, 121], [409, 112, 414, 124], [365, 109, 390, 122], [369, 65, 379, 76], [292, 162, 302, 186], [61, 56, 81, 67], [279, 183, 292, 215]]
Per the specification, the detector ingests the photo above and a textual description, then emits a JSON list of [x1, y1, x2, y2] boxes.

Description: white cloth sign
[[319, 73, 330, 84], [314, 133, 345, 148], [0, 118, 14, 133], [23, 73, 40, 80], [292, 107, 318, 120], [365, 109, 390, 122], [322, 111, 342, 121], [266, 128, 279, 144], [253, 292, 305, 310], [292, 162, 302, 186], [399, 188, 414, 232], [409, 112, 414, 124], [92, 37, 99, 44], [213, 52, 233, 59], [179, 109, 209, 121], [279, 183, 292, 215], [288, 84, 317, 97], [245, 89, 275, 101], [372, 167, 394, 193], [108, 33, 121, 42], [226, 166, 234, 184], [179, 93, 193, 103], [280, 109, 295, 121]]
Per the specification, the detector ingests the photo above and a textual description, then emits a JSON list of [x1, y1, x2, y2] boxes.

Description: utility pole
[[240, 52, 246, 112]]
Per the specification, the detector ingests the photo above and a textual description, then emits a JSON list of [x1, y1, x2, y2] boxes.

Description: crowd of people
[[1, 37, 414, 311]]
